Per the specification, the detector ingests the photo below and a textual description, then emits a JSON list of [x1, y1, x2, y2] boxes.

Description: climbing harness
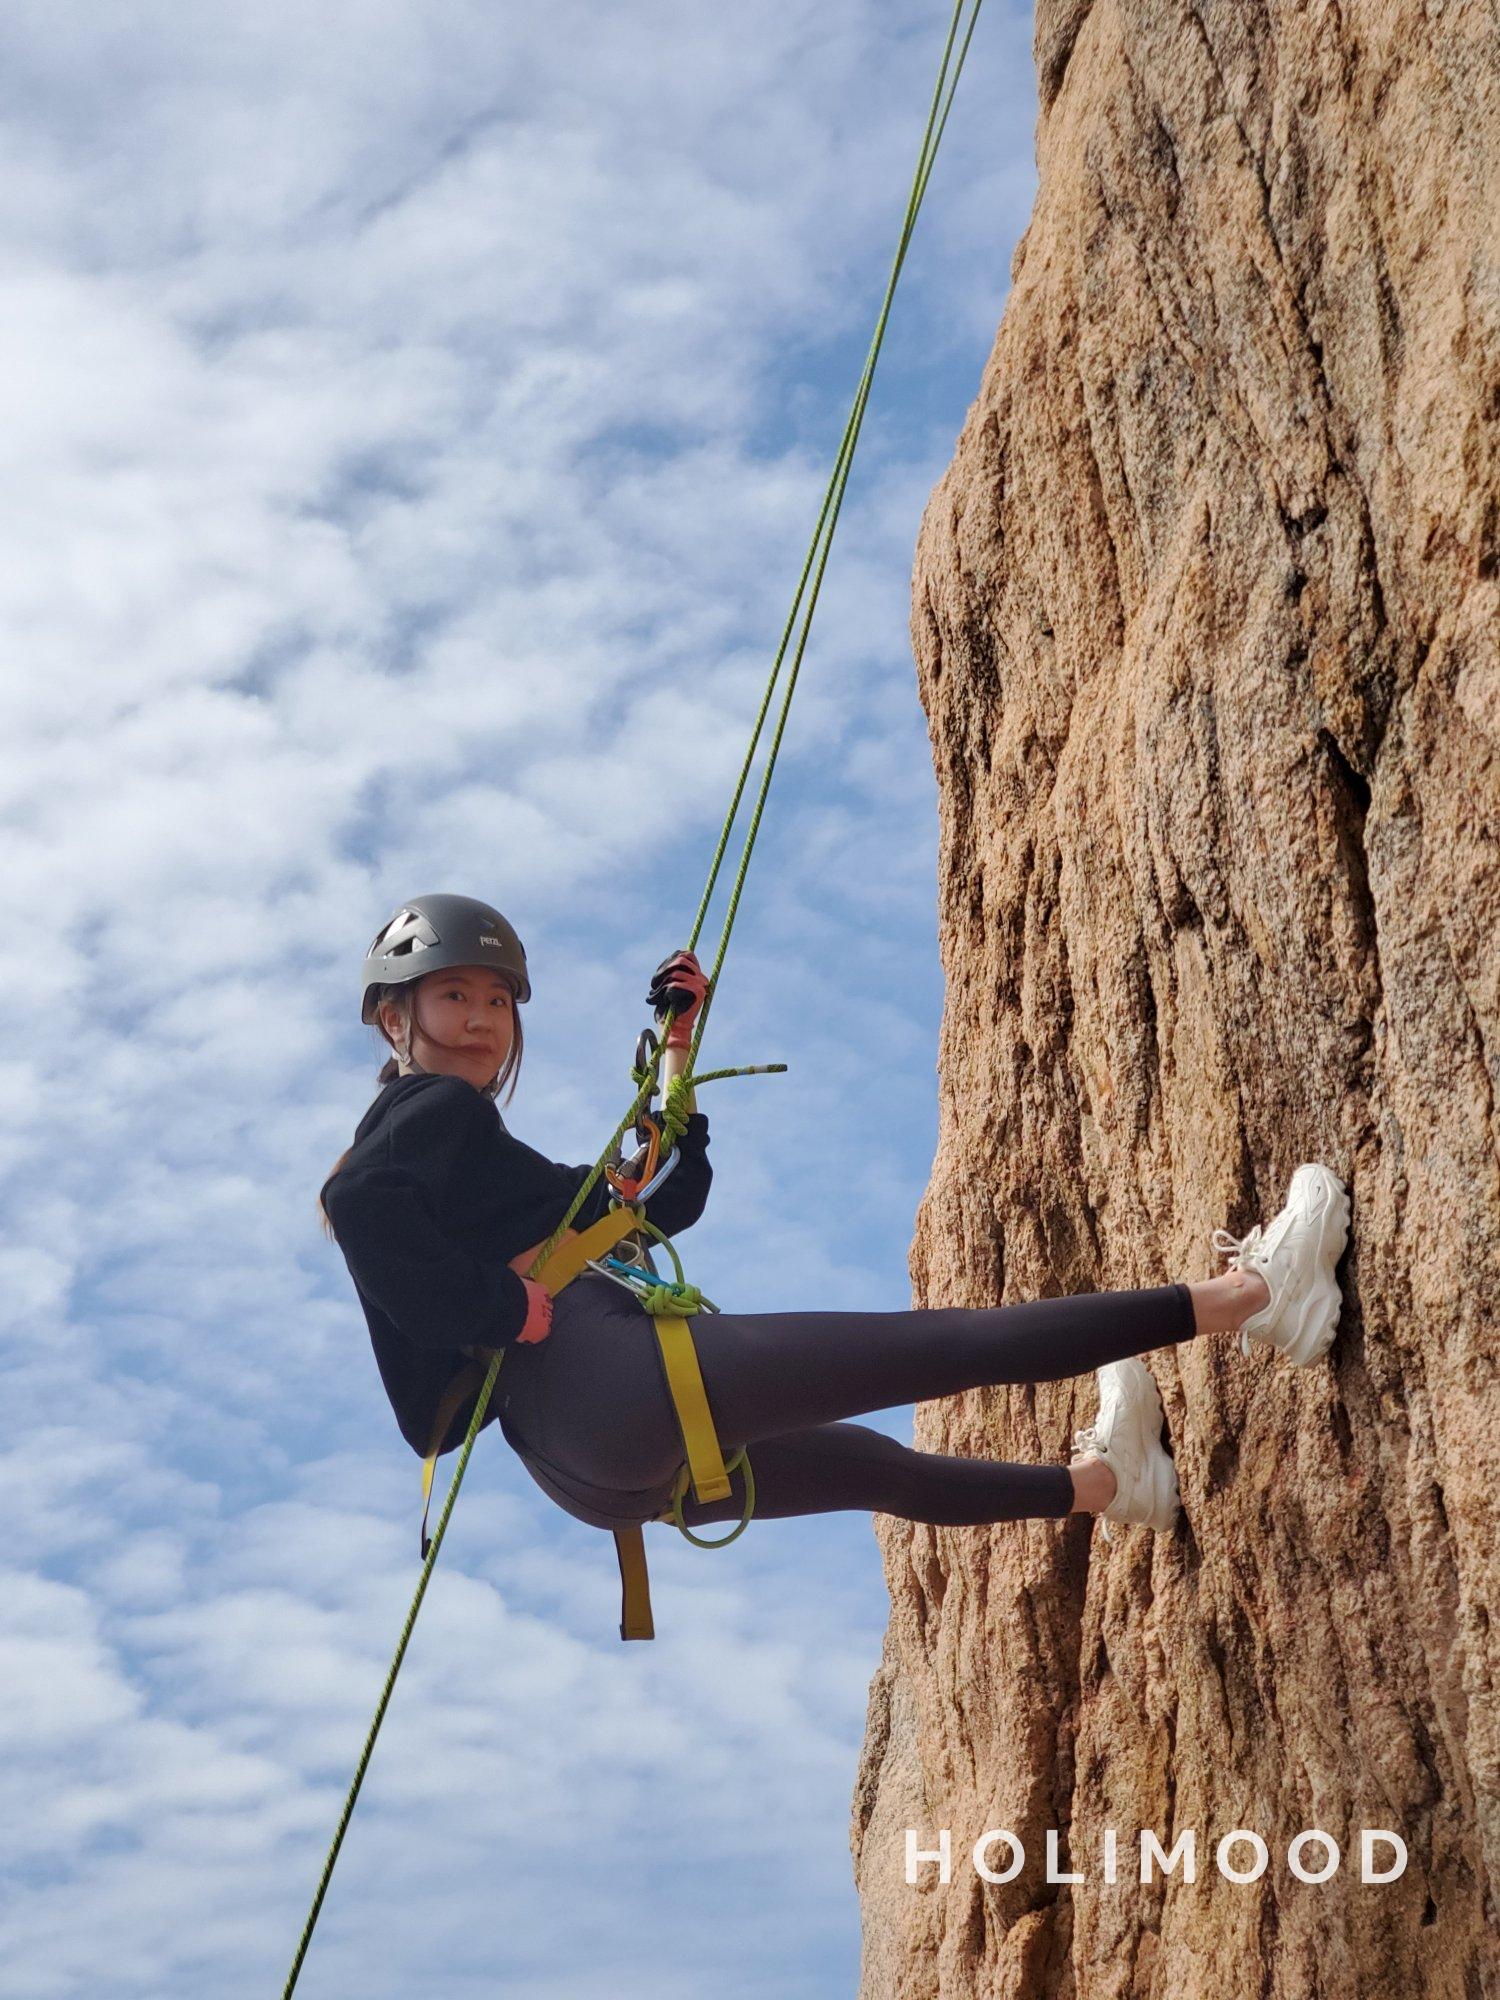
[[283, 4, 985, 1988], [416, 1204, 641, 1561], [417, 1196, 734, 1641]]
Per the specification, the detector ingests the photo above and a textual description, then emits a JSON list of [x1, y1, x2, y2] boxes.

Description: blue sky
[[0, 4, 1041, 1993]]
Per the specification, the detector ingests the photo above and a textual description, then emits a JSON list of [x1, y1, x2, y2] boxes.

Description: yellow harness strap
[[648, 1313, 732, 1502], [532, 1208, 646, 1294], [612, 1526, 655, 1641], [417, 1205, 698, 1642]]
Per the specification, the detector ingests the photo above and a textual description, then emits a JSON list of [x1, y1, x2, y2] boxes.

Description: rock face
[[852, 3, 1498, 1995]]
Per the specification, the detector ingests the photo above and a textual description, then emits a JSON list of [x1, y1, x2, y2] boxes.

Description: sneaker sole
[[1146, 1438, 1182, 1530], [1101, 1363, 1180, 1536], [1255, 1168, 1352, 1367]]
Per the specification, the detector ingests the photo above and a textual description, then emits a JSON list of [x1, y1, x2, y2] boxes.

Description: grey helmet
[[360, 894, 532, 1024]]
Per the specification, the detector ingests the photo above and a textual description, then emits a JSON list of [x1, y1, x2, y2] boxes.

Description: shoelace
[[1212, 1222, 1274, 1356], [1211, 1222, 1263, 1267]]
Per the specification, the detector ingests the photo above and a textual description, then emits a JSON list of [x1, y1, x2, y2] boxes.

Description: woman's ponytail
[[319, 988, 417, 1235]]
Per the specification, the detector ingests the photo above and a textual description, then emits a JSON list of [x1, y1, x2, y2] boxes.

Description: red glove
[[647, 949, 711, 1051]]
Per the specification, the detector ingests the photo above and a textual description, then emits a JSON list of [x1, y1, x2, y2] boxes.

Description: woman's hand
[[648, 948, 711, 1050], [514, 1277, 554, 1345], [508, 1231, 579, 1344]]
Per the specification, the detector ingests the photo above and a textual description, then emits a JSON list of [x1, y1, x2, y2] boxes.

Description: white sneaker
[[1212, 1163, 1351, 1366], [1072, 1358, 1180, 1544]]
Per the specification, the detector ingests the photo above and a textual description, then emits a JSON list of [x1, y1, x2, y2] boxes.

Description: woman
[[320, 894, 1352, 1544]]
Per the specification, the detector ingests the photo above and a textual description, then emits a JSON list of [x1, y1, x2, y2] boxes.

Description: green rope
[[670, 1450, 757, 1549], [282, 8, 983, 1988], [638, 1279, 705, 1316], [684, 0, 985, 1066], [628, 1210, 722, 1308], [656, 1074, 692, 1147], [280, 1343, 504, 1997]]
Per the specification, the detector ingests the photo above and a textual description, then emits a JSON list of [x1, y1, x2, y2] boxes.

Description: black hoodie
[[321, 1072, 712, 1456]]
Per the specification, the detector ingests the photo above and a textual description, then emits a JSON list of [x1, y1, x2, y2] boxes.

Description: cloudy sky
[[0, 3, 1040, 1993]]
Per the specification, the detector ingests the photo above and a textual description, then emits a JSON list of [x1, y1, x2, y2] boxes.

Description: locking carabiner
[[605, 1110, 662, 1202], [607, 1024, 680, 1202]]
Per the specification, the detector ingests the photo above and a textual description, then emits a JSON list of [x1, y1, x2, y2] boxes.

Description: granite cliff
[[852, 2, 1497, 1993]]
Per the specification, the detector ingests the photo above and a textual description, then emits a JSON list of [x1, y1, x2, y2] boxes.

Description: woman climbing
[[320, 893, 1353, 1551]]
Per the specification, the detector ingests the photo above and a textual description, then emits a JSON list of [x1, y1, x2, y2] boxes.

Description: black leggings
[[495, 1273, 1199, 1532]]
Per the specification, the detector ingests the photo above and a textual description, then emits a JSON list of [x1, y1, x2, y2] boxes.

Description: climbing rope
[[681, 0, 985, 1069], [282, 5, 983, 1989]]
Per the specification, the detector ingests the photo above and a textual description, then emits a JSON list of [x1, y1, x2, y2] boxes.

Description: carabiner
[[632, 1148, 681, 1204], [605, 1109, 663, 1202], [584, 1258, 654, 1299]]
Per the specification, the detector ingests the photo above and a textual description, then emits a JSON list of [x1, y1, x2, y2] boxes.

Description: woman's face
[[388, 965, 516, 1092]]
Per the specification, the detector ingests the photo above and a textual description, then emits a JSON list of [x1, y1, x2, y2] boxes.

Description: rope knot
[[657, 1074, 692, 1148], [640, 1279, 704, 1317]]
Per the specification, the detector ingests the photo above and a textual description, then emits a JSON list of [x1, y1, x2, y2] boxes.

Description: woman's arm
[[324, 1078, 532, 1351]]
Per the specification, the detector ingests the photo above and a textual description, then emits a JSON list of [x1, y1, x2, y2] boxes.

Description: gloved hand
[[647, 948, 711, 1051]]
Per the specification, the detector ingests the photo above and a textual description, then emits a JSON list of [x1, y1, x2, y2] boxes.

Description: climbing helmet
[[360, 893, 532, 1022]]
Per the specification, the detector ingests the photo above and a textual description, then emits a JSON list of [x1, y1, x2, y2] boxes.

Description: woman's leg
[[676, 1421, 1076, 1528], [686, 1281, 1202, 1453], [518, 1270, 1268, 1508]]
